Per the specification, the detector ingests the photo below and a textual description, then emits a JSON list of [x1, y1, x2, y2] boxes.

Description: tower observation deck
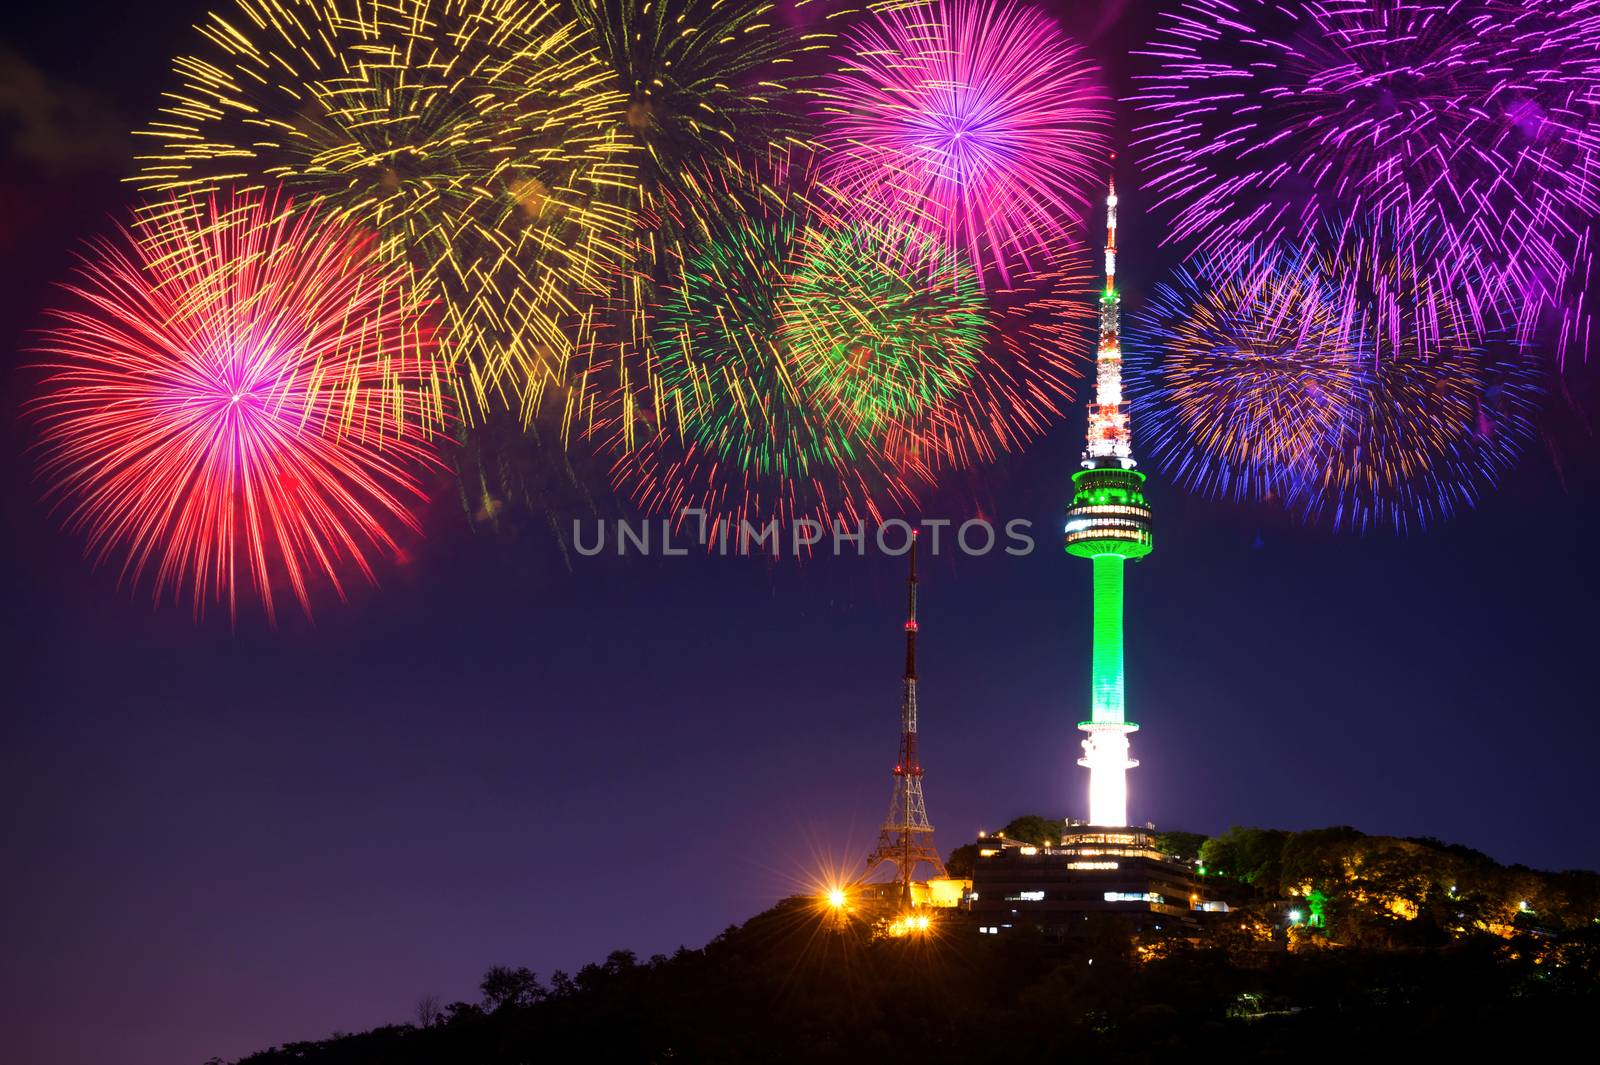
[[1063, 164, 1153, 828]]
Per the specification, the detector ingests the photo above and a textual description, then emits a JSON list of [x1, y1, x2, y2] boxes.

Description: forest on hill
[[224, 825, 1599, 1064]]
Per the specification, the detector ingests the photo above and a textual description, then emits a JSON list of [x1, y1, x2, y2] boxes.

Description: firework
[[133, 0, 633, 421], [567, 161, 768, 453], [607, 146, 1090, 534], [1298, 350, 1541, 532], [817, 0, 1112, 282], [30, 191, 446, 622], [575, 0, 829, 186], [647, 155, 864, 481], [1132, 243, 1541, 531], [1131, 0, 1600, 340], [611, 150, 924, 534], [566, 0, 833, 448], [1131, 246, 1368, 504], [888, 245, 1091, 471], [780, 224, 989, 437]]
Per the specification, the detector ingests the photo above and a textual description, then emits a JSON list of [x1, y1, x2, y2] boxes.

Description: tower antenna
[[862, 533, 947, 905]]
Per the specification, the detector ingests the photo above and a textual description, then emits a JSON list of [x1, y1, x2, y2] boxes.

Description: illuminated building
[[968, 824, 1223, 935], [861, 534, 949, 906], [1064, 164, 1153, 828]]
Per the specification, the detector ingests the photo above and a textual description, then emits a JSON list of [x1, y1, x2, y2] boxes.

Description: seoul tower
[[862, 534, 947, 907], [1064, 162, 1154, 828]]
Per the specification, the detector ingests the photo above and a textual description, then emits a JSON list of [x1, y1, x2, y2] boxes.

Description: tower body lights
[[1064, 169, 1153, 828]]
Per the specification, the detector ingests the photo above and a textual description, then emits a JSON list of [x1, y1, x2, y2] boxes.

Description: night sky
[[3, 3, 1599, 1064]]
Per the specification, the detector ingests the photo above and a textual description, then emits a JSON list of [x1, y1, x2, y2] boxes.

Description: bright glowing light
[[826, 888, 846, 909], [1079, 721, 1136, 828], [1130, 235, 1541, 533], [884, 911, 934, 937], [29, 190, 446, 622], [1288, 909, 1304, 924]]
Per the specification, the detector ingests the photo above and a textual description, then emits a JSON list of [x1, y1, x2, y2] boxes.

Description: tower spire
[[1087, 161, 1132, 468], [1064, 156, 1154, 827], [863, 533, 946, 906]]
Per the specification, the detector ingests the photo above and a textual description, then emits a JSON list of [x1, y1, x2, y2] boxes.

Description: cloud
[[0, 46, 129, 172]]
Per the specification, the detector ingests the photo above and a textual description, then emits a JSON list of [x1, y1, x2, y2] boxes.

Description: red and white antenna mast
[[862, 534, 946, 905]]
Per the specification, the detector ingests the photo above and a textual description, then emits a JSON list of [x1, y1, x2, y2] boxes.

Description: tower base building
[[968, 826, 1225, 936]]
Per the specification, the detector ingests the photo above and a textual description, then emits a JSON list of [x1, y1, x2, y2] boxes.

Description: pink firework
[[30, 191, 449, 622], [817, 0, 1112, 282]]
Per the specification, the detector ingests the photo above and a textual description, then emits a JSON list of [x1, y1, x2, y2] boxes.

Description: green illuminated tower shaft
[[1090, 554, 1127, 725], [1063, 167, 1152, 827]]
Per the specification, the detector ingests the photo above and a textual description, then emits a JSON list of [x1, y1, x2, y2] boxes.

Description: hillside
[[224, 826, 1600, 1064]]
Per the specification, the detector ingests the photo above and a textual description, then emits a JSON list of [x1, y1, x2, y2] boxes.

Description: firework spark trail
[[607, 143, 1090, 536], [567, 0, 835, 452], [1131, 241, 1541, 531], [1300, 353, 1541, 532], [641, 153, 893, 490], [1131, 246, 1368, 504], [575, 0, 832, 183], [817, 0, 1112, 284], [885, 241, 1092, 472], [132, 0, 635, 423], [780, 224, 988, 437], [1131, 0, 1600, 355], [30, 191, 446, 622], [608, 149, 928, 537]]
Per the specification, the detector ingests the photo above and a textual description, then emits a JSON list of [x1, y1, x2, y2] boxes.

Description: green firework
[[652, 190, 861, 481], [781, 225, 988, 434]]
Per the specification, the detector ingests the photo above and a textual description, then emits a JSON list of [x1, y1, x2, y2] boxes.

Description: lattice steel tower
[[863, 534, 947, 906], [1063, 164, 1154, 828]]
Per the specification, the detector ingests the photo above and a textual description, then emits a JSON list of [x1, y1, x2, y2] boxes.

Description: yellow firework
[[132, 0, 636, 424]]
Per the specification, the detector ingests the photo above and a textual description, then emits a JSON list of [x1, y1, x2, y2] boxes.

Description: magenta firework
[[817, 0, 1111, 283], [1131, 0, 1600, 345]]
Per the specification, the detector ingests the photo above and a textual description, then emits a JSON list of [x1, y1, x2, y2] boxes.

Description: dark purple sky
[[3, 3, 1598, 1065]]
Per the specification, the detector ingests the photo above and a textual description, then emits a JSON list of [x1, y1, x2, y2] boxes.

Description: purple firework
[[1131, 0, 1600, 349], [817, 0, 1112, 283], [1130, 238, 1542, 533]]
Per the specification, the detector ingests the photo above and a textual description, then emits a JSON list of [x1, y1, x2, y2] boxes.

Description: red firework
[[30, 191, 449, 622]]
